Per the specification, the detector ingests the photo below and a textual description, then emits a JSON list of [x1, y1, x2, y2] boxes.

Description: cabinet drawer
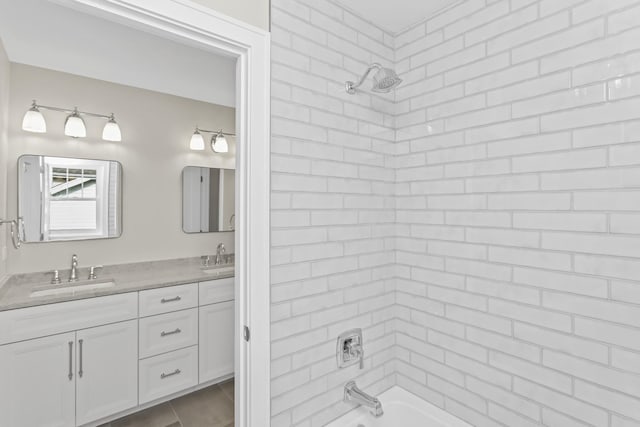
[[139, 346, 198, 404], [0, 293, 138, 345], [199, 278, 234, 306], [139, 283, 198, 317], [139, 308, 198, 359]]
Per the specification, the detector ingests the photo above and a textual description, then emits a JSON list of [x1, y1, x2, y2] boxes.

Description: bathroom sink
[[201, 266, 235, 276], [30, 280, 117, 298]]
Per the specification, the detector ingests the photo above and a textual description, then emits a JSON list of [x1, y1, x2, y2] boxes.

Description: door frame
[[56, 1, 271, 425]]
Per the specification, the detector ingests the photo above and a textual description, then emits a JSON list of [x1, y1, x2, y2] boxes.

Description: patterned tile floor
[[100, 379, 234, 427]]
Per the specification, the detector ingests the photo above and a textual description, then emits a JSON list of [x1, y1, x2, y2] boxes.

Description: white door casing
[[50, 1, 271, 425]]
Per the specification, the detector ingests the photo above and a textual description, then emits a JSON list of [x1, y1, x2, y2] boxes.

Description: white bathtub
[[325, 386, 472, 427]]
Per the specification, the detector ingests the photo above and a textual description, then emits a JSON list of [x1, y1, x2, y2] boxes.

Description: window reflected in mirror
[[18, 155, 122, 242], [50, 166, 98, 231]]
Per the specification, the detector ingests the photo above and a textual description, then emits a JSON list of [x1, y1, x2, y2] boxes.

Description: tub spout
[[344, 381, 383, 418]]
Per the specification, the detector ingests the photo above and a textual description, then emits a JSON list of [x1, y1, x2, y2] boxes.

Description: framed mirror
[[18, 155, 123, 242], [182, 166, 235, 233]]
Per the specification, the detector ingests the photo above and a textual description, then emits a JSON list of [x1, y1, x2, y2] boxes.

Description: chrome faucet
[[215, 243, 226, 265], [202, 255, 211, 267], [344, 381, 383, 417], [49, 270, 61, 285], [88, 265, 103, 280], [69, 254, 79, 282]]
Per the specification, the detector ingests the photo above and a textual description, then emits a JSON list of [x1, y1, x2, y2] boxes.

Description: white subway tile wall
[[271, 0, 397, 425], [272, 0, 640, 426], [394, 1, 640, 427]]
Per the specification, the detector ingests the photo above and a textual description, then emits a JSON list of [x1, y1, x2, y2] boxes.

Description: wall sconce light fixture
[[22, 103, 47, 133], [189, 127, 234, 153], [22, 100, 122, 142]]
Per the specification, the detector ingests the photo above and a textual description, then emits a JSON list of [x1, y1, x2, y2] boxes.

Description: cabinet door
[[0, 332, 76, 427], [199, 300, 234, 383], [75, 320, 138, 426]]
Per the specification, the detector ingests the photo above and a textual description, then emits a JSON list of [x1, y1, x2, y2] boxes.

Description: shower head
[[346, 63, 402, 95], [371, 67, 403, 93]]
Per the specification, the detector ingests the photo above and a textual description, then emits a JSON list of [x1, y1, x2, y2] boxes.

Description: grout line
[[219, 381, 236, 403], [168, 401, 184, 427]]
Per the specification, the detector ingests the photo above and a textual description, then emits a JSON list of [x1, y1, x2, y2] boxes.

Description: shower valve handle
[[345, 340, 364, 369]]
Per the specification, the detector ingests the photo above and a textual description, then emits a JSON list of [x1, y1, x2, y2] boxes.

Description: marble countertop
[[0, 257, 235, 312]]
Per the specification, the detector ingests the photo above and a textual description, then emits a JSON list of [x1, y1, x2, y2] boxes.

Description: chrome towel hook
[[0, 218, 24, 249]]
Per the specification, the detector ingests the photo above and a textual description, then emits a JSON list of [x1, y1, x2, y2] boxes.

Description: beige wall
[[191, 0, 269, 31], [7, 64, 236, 274], [0, 40, 9, 281]]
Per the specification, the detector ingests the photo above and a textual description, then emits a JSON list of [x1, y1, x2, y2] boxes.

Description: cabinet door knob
[[160, 296, 181, 304]]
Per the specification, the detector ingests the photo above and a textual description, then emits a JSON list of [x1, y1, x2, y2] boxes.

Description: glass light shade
[[22, 106, 46, 133], [212, 133, 229, 153], [64, 111, 87, 138], [102, 117, 122, 142], [190, 130, 205, 150]]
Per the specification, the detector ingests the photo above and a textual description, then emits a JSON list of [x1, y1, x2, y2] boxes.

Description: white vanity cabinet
[[199, 300, 234, 382], [0, 332, 76, 427], [75, 320, 138, 425], [138, 283, 200, 405], [137, 278, 235, 403], [199, 277, 235, 383], [0, 276, 234, 427], [0, 293, 139, 427]]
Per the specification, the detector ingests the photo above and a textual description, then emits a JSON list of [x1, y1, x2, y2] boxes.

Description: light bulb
[[22, 101, 46, 133], [64, 108, 86, 138], [211, 132, 228, 153], [102, 114, 122, 142], [190, 129, 205, 150]]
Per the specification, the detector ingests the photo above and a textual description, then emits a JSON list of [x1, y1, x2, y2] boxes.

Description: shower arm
[[346, 63, 382, 93]]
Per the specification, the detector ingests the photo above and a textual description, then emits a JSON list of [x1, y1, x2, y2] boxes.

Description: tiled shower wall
[[272, 0, 640, 426], [394, 1, 640, 426], [270, 0, 398, 425]]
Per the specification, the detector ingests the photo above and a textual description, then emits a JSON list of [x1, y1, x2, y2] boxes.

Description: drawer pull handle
[[68, 341, 73, 381], [160, 328, 182, 337], [160, 369, 181, 379], [78, 339, 84, 378], [161, 296, 182, 304]]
